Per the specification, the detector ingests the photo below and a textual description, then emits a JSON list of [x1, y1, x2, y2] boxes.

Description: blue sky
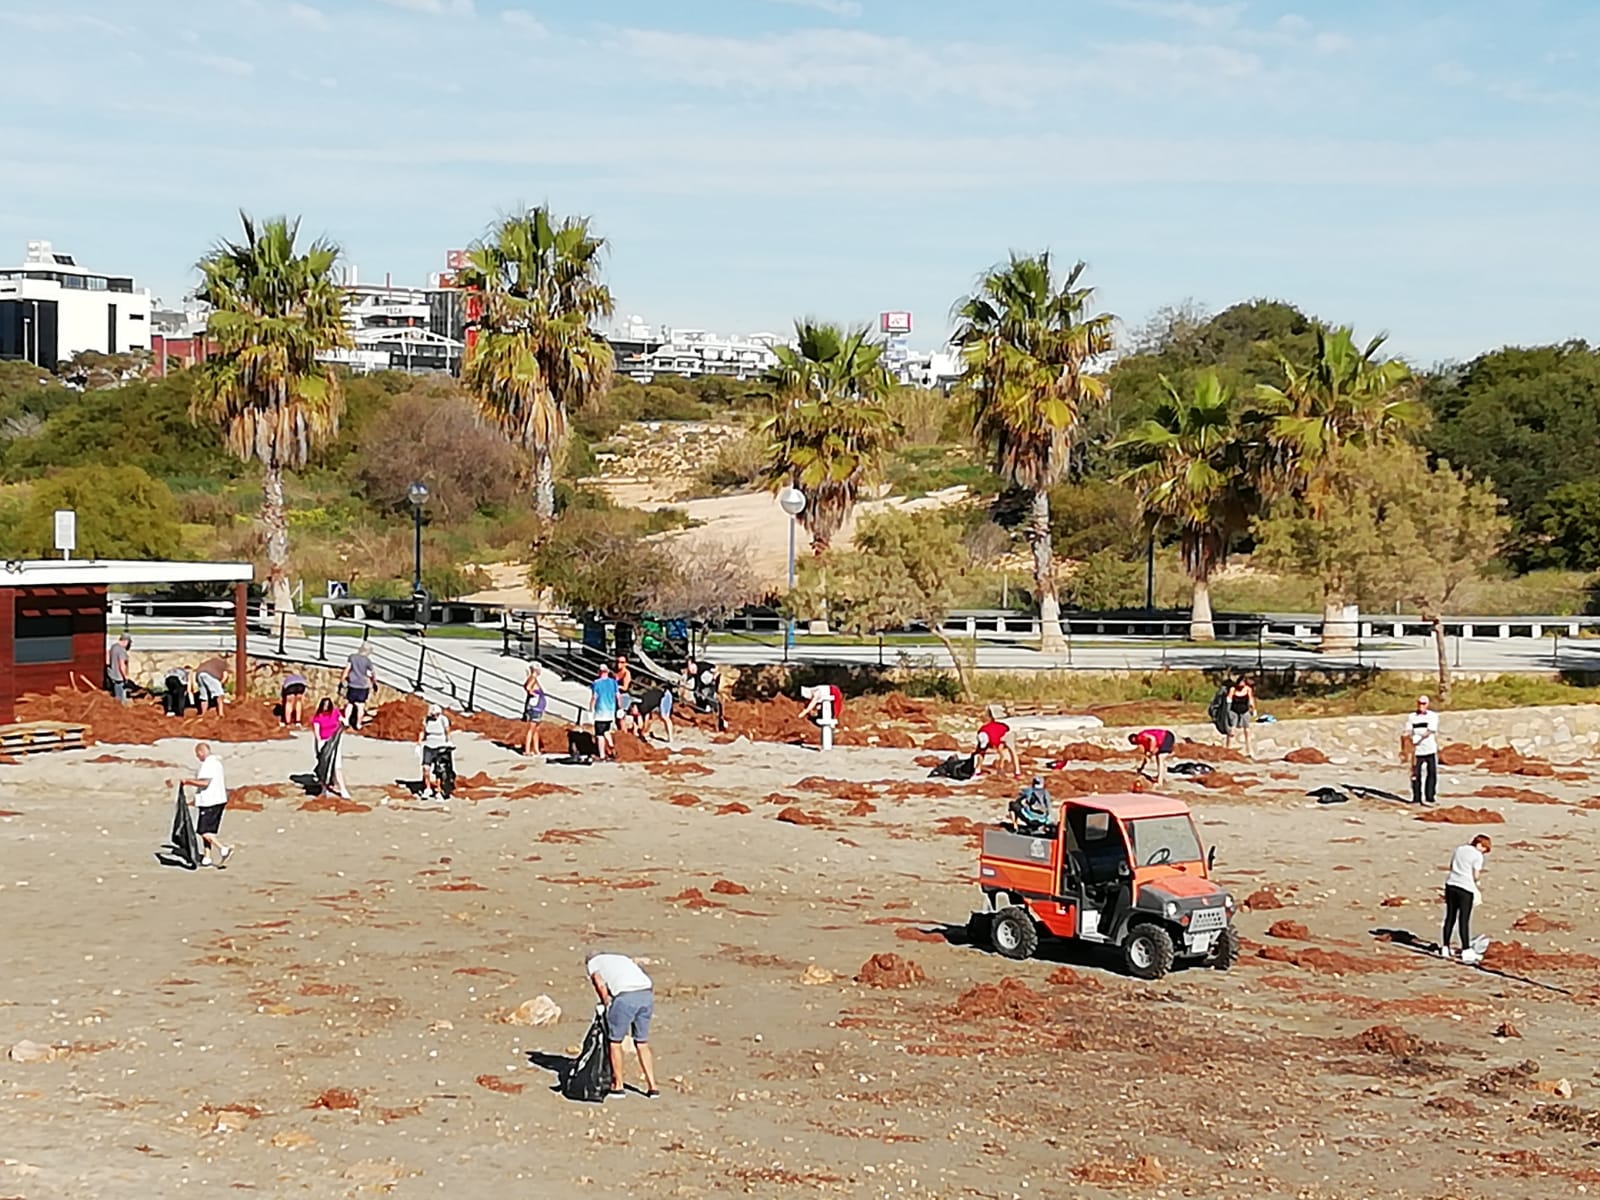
[[2, 0, 1596, 363]]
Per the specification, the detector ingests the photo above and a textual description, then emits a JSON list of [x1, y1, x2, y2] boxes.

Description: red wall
[[0, 586, 107, 723]]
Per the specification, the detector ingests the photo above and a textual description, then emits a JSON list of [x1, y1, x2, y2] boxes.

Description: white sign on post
[[54, 509, 76, 560]]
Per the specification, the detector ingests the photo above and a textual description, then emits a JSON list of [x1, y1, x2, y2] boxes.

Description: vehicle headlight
[[1164, 901, 1179, 918], [1223, 894, 1235, 911]]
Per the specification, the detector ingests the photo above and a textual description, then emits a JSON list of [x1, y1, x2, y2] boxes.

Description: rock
[[269, 1129, 317, 1149], [1494, 1021, 1522, 1039], [1532, 1078, 1574, 1099], [800, 965, 836, 986], [8, 1040, 59, 1064], [505, 995, 561, 1027]]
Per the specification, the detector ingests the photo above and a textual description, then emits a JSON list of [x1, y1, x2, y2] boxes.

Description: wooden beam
[[234, 581, 248, 701]]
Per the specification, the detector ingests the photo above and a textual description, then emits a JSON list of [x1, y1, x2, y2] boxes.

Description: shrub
[[354, 390, 526, 521], [692, 431, 767, 493], [1061, 549, 1144, 612], [5, 465, 183, 559]]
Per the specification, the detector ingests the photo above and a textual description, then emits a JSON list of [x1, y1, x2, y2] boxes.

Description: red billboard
[[879, 311, 913, 334], [445, 249, 469, 271]]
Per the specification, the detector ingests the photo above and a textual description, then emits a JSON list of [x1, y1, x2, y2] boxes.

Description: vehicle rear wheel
[[990, 906, 1039, 961], [1212, 925, 1241, 971], [1123, 923, 1175, 980]]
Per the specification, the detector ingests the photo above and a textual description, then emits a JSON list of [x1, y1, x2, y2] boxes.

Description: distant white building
[[607, 315, 782, 381], [336, 274, 463, 375], [0, 240, 152, 371]]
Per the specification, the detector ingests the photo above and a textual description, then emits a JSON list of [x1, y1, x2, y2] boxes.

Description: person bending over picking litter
[[172, 742, 233, 868], [107, 633, 132, 704], [1130, 727, 1176, 787], [1402, 694, 1440, 806], [1441, 834, 1491, 963], [585, 948, 659, 1099], [798, 683, 844, 725], [974, 711, 1020, 778]]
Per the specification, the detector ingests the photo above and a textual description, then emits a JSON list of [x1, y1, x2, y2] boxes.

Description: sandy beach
[[3, 716, 1600, 1199]]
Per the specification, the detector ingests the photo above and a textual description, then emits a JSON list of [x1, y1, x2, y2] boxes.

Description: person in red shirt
[[798, 683, 844, 724], [974, 716, 1020, 778], [1129, 728, 1177, 786]]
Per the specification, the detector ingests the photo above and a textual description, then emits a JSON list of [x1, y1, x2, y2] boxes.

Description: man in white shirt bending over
[[1441, 834, 1491, 962], [585, 948, 659, 1099], [175, 742, 233, 868], [1401, 694, 1440, 807]]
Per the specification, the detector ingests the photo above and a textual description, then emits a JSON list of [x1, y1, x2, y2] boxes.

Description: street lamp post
[[778, 487, 806, 656], [408, 481, 430, 620]]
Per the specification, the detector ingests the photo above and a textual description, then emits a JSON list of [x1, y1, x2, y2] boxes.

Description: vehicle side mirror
[[1207, 846, 1217, 871]]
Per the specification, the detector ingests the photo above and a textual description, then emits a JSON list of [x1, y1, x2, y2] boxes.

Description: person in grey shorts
[[107, 634, 132, 703], [342, 643, 378, 729], [585, 948, 660, 1098]]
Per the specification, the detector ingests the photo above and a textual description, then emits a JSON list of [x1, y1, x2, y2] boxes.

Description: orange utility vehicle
[[970, 792, 1238, 979]]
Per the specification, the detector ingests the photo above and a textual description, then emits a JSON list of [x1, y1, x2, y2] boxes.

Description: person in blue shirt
[[590, 663, 621, 761]]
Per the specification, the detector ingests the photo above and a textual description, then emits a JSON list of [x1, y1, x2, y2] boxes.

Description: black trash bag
[[1207, 685, 1230, 737], [1168, 761, 1214, 777], [562, 1008, 615, 1103], [929, 754, 976, 781], [434, 746, 457, 798], [314, 728, 342, 793], [155, 784, 203, 870]]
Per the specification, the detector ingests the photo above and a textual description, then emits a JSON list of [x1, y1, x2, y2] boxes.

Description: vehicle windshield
[[1128, 815, 1203, 867]]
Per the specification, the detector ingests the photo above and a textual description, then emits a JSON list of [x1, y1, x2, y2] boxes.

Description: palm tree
[[193, 212, 351, 623], [953, 252, 1114, 652], [1255, 325, 1419, 642], [761, 321, 899, 555], [1115, 371, 1256, 640], [456, 207, 615, 518]]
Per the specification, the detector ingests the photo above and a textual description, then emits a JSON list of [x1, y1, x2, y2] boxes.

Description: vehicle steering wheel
[[1144, 847, 1172, 866]]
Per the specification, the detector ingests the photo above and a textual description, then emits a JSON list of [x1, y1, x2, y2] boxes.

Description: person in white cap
[[1401, 694, 1440, 806], [419, 702, 452, 801]]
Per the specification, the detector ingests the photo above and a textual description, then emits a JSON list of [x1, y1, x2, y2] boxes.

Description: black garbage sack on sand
[[562, 1008, 615, 1103], [1308, 786, 1351, 805], [1168, 761, 1214, 777], [155, 784, 203, 869], [314, 728, 343, 794], [929, 754, 976, 781]]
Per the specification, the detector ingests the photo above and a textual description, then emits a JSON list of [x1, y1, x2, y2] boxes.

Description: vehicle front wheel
[[1212, 925, 1241, 971], [1123, 923, 1175, 980], [990, 906, 1039, 961]]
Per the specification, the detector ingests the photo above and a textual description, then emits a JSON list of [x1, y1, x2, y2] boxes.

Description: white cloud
[[501, 9, 549, 35], [1312, 31, 1351, 53], [287, 3, 331, 31], [378, 0, 475, 15], [612, 27, 1259, 109], [1112, 1, 1244, 31], [769, 0, 864, 17]]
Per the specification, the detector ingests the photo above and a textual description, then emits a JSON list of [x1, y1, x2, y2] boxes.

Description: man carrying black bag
[[583, 948, 660, 1099]]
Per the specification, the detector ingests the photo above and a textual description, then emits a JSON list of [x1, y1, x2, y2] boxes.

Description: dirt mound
[[934, 816, 984, 838], [1346, 1024, 1435, 1057], [1424, 1095, 1480, 1117], [1512, 912, 1573, 933], [710, 879, 750, 895], [1416, 806, 1505, 825], [714, 802, 751, 816], [666, 887, 721, 910], [1052, 768, 1149, 796], [362, 695, 428, 740], [1481, 940, 1600, 973], [1055, 741, 1136, 763], [844, 799, 876, 817], [298, 794, 372, 814], [854, 953, 925, 988], [1194, 770, 1247, 791], [1467, 1059, 1539, 1095], [794, 777, 875, 801], [1073, 1157, 1167, 1186], [950, 977, 1049, 1023], [1266, 920, 1311, 940], [776, 807, 828, 828], [228, 783, 302, 812], [16, 687, 292, 746], [667, 793, 700, 807], [1461, 746, 1556, 776], [1045, 966, 1103, 991], [1476, 786, 1560, 805], [1256, 945, 1406, 975], [873, 728, 917, 749], [645, 760, 714, 779], [895, 927, 947, 944], [1283, 747, 1331, 764], [1175, 740, 1247, 764], [923, 733, 960, 752], [1243, 888, 1285, 910], [501, 781, 577, 799], [308, 1087, 361, 1110]]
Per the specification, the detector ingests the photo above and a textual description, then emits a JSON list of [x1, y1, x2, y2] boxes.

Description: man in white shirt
[[1441, 834, 1491, 962], [175, 742, 233, 868], [585, 948, 659, 1098], [1401, 694, 1440, 806]]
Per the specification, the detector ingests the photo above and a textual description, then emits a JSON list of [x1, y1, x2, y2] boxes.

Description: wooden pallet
[[0, 722, 89, 756]]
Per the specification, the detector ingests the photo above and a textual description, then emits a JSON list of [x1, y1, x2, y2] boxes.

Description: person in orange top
[[974, 714, 1020, 778], [1129, 728, 1177, 787]]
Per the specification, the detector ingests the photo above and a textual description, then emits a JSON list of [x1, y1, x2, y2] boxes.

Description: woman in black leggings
[[1441, 834, 1491, 961]]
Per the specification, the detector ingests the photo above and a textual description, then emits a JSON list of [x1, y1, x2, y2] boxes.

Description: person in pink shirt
[[1129, 728, 1176, 786], [311, 697, 349, 798]]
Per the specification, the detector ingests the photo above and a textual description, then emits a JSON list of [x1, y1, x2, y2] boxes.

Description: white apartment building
[[333, 274, 463, 375], [607, 315, 783, 381], [0, 240, 152, 371]]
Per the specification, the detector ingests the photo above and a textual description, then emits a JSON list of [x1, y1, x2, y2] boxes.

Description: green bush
[[1061, 550, 1144, 611], [691, 432, 766, 493], [5, 465, 184, 559]]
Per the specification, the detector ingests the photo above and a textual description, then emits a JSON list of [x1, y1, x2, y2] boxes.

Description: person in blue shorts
[[585, 947, 659, 1098], [590, 664, 620, 761]]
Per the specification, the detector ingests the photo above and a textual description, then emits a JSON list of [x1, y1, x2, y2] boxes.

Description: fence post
[[877, 633, 883, 668], [467, 666, 478, 713], [1553, 634, 1559, 670], [1257, 622, 1264, 672], [414, 637, 426, 693], [318, 615, 328, 662], [276, 614, 286, 657]]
